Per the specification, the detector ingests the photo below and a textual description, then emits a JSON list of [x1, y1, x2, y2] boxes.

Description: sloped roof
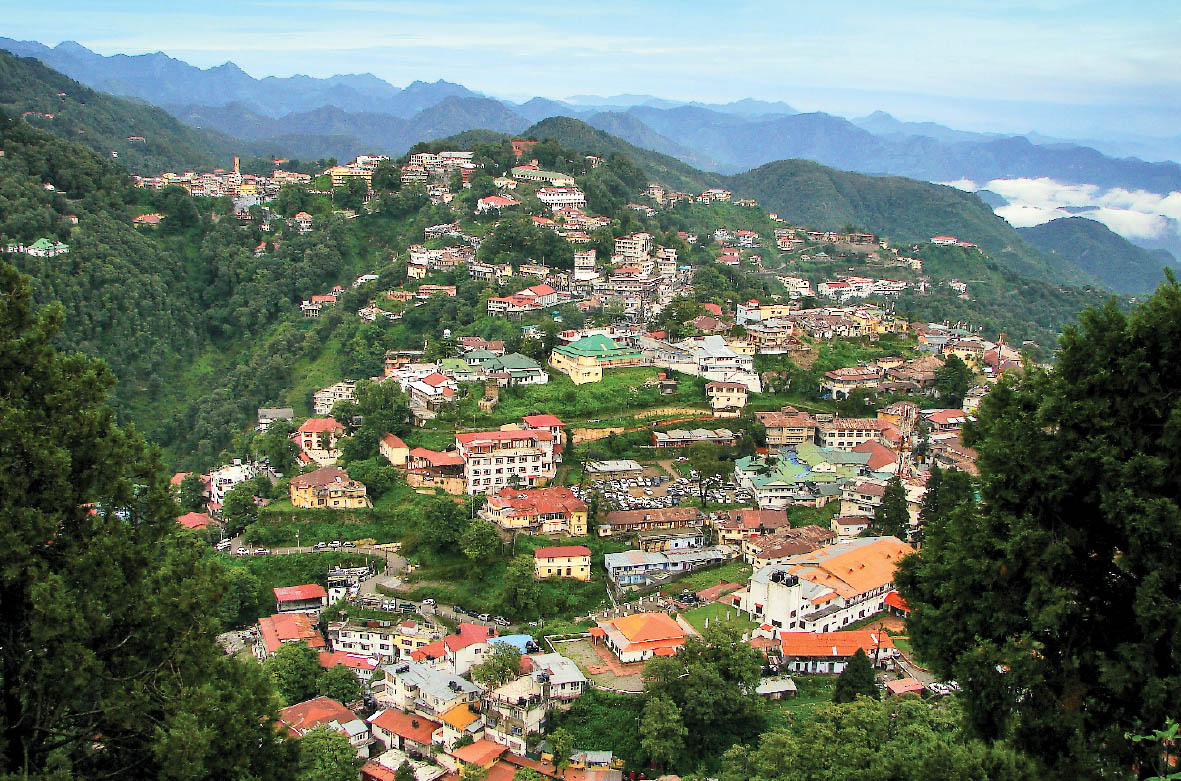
[[534, 545, 591, 559], [606, 612, 684, 644], [779, 630, 895, 658], [368, 709, 440, 744], [279, 696, 359, 737], [274, 584, 327, 602]]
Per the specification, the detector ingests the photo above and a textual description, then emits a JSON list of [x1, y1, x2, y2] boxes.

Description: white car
[[235, 547, 248, 556], [422, 598, 436, 606]]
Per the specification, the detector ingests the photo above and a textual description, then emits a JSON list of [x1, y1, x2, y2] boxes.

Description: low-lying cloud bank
[[944, 177, 1181, 241]]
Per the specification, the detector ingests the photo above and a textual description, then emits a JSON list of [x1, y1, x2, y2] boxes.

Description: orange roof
[[444, 623, 497, 653], [534, 545, 591, 559], [176, 511, 212, 529], [279, 696, 358, 737], [884, 590, 911, 612], [319, 651, 376, 672], [381, 433, 407, 449], [779, 630, 894, 658], [605, 612, 685, 646], [369, 709, 440, 744], [298, 417, 343, 433], [885, 677, 925, 695], [257, 613, 325, 655], [782, 538, 914, 599], [522, 413, 565, 428], [274, 584, 327, 603], [451, 738, 506, 767]]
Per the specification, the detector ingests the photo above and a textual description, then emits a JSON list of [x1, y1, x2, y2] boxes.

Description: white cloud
[[979, 177, 1181, 240]]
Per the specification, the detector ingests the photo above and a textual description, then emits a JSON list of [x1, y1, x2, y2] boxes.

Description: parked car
[[235, 547, 248, 556], [422, 598, 436, 606], [313, 541, 327, 550], [492, 616, 510, 627], [254, 548, 269, 556], [452, 605, 467, 615], [341, 541, 356, 548], [328, 540, 342, 549], [215, 539, 231, 551], [477, 613, 491, 622]]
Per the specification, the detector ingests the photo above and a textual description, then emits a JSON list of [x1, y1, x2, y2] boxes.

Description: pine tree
[[0, 262, 298, 777], [896, 278, 1181, 776], [832, 649, 879, 703], [869, 475, 910, 539]]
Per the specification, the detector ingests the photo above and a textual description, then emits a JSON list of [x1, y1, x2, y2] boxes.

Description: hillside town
[[143, 134, 1027, 781]]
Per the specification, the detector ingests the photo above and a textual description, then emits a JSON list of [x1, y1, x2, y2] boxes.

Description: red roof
[[533, 545, 591, 559], [851, 439, 899, 472], [780, 630, 895, 658], [451, 739, 507, 767], [369, 709, 440, 744], [702, 302, 723, 316], [299, 417, 343, 433], [479, 195, 519, 207], [279, 696, 359, 737], [444, 623, 497, 653], [526, 283, 556, 296], [455, 430, 550, 445], [421, 372, 452, 387], [381, 433, 407, 449], [274, 584, 327, 603], [170, 471, 191, 486], [177, 511, 212, 529], [408, 447, 465, 467], [522, 413, 565, 428], [320, 651, 377, 672], [884, 591, 911, 613], [257, 613, 325, 655]]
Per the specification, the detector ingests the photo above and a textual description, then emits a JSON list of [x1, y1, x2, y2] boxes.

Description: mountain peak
[[54, 40, 94, 56]]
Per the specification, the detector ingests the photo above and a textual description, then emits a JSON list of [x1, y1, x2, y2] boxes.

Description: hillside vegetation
[[1019, 216, 1179, 295]]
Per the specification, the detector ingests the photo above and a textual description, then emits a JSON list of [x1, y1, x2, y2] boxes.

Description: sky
[[2, 0, 1179, 140]]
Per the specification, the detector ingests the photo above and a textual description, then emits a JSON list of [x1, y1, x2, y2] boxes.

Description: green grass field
[[762, 675, 839, 727], [680, 601, 757, 634]]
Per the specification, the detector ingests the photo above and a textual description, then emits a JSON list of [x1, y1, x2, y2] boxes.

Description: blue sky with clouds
[[2, 0, 1179, 137]]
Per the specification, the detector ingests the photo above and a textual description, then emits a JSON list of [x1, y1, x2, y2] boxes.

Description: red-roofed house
[[595, 612, 686, 663], [480, 486, 587, 535], [454, 429, 559, 494], [884, 590, 911, 616], [851, 439, 899, 473], [533, 545, 591, 581], [476, 194, 521, 214], [297, 417, 344, 457], [450, 739, 508, 770], [701, 302, 723, 317], [778, 630, 896, 673], [279, 696, 372, 756], [177, 511, 214, 530], [409, 371, 458, 411], [275, 584, 329, 614], [368, 708, 441, 755], [255, 613, 326, 660], [320, 651, 378, 682], [379, 433, 409, 466], [521, 413, 566, 441]]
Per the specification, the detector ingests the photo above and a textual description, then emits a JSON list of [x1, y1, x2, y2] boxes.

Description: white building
[[454, 429, 560, 494], [206, 460, 260, 505], [536, 187, 586, 210], [314, 381, 357, 416]]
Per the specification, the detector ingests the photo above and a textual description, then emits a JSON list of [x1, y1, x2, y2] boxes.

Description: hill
[[1018, 217, 1179, 295], [0, 37, 485, 118], [170, 97, 530, 160], [522, 116, 721, 193], [0, 49, 241, 173], [586, 111, 724, 171], [723, 158, 1097, 287]]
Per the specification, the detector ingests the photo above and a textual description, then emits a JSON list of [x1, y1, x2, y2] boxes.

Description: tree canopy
[[896, 279, 1181, 776]]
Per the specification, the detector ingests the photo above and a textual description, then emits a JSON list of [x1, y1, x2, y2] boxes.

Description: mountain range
[[2, 43, 1175, 295], [4, 38, 1179, 194]]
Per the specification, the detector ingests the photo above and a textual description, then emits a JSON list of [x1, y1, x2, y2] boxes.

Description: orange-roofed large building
[[254, 612, 326, 660], [480, 486, 588, 535], [274, 583, 328, 614], [176, 511, 214, 530], [595, 612, 686, 663], [736, 536, 914, 635], [778, 630, 896, 673]]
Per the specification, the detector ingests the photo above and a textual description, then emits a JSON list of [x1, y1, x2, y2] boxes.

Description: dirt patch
[[552, 638, 645, 693]]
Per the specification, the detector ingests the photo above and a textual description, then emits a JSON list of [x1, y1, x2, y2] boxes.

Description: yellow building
[[548, 334, 643, 385], [326, 165, 373, 189], [533, 545, 592, 581], [480, 487, 588, 536], [289, 466, 371, 509]]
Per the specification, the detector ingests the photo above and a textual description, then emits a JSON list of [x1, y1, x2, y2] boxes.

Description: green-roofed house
[[438, 358, 477, 382], [734, 444, 872, 510], [482, 352, 549, 386], [24, 237, 70, 257], [548, 334, 644, 384]]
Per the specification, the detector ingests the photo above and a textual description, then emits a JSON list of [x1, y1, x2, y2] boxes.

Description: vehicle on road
[[422, 598, 436, 606], [215, 539, 231, 551], [452, 605, 467, 615], [313, 542, 327, 550], [492, 616, 509, 627], [329, 540, 342, 549], [477, 613, 491, 622], [254, 548, 269, 556], [235, 547, 248, 556], [342, 541, 356, 548]]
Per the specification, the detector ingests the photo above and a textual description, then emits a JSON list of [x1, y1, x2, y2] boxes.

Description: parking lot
[[571, 462, 755, 512]]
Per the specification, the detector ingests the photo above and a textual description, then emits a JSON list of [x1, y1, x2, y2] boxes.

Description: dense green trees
[[470, 643, 522, 687], [266, 642, 325, 705], [869, 475, 910, 540], [642, 623, 765, 768], [0, 261, 297, 777], [640, 696, 687, 771], [896, 279, 1181, 777], [832, 649, 879, 703], [318, 664, 363, 705], [935, 353, 974, 407], [718, 699, 1036, 781], [296, 725, 361, 781]]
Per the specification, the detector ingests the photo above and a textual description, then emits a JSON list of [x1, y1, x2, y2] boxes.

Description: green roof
[[483, 352, 542, 372], [552, 334, 642, 361]]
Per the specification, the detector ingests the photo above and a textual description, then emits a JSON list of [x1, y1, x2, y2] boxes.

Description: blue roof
[[492, 635, 534, 652]]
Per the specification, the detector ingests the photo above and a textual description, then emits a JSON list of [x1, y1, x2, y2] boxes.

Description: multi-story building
[[548, 334, 645, 384], [614, 232, 653, 262], [755, 407, 819, 446], [372, 661, 481, 727], [297, 418, 345, 461], [532, 545, 592, 581], [328, 619, 445, 663], [289, 466, 371, 509], [536, 187, 586, 210], [274, 584, 329, 614], [735, 536, 913, 634], [821, 367, 881, 399], [525, 653, 587, 705], [206, 460, 260, 505], [816, 418, 898, 451], [598, 507, 705, 537], [706, 381, 748, 410], [509, 166, 575, 187], [314, 381, 357, 416], [480, 487, 588, 536], [482, 673, 553, 755], [454, 429, 560, 494], [255, 612, 325, 660]]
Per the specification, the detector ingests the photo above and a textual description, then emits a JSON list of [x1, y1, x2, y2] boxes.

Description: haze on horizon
[[3, 0, 1179, 143]]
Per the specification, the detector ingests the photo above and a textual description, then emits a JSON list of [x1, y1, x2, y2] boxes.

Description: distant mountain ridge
[[1018, 217, 1180, 295]]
